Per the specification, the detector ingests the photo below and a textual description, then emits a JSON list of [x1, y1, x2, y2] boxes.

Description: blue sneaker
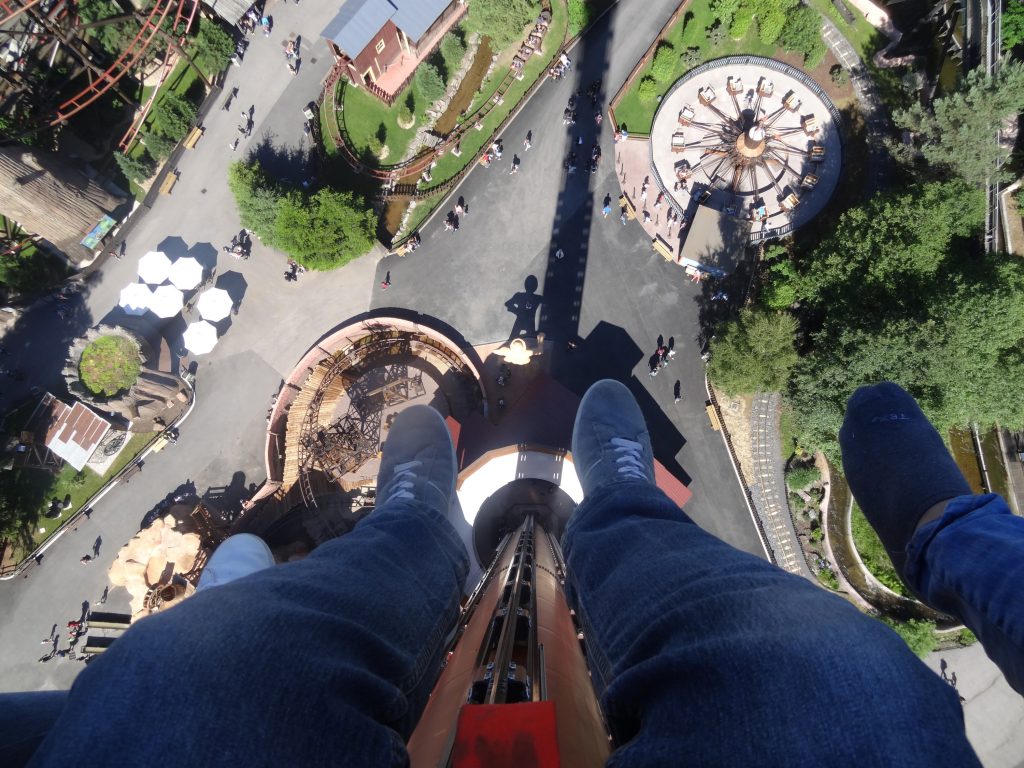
[[377, 405, 457, 515], [196, 533, 275, 591], [572, 379, 655, 496]]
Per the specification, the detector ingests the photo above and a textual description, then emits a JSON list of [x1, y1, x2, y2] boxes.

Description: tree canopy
[[708, 308, 799, 396], [465, 0, 538, 50], [784, 182, 1024, 460], [227, 161, 376, 269], [1003, 0, 1024, 50], [890, 60, 1024, 185]]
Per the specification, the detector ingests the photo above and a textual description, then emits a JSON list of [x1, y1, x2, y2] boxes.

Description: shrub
[[651, 41, 676, 82], [439, 30, 467, 77], [883, 618, 938, 658], [415, 62, 446, 105], [273, 188, 377, 270], [729, 6, 755, 38], [637, 76, 658, 102], [79, 335, 141, 397], [397, 104, 414, 126], [785, 464, 821, 490], [114, 150, 155, 183], [830, 64, 849, 87], [707, 21, 726, 47], [151, 92, 197, 140], [142, 131, 176, 161], [465, 0, 536, 49], [567, 0, 592, 36], [680, 46, 702, 71], [190, 17, 235, 73], [779, 6, 827, 67], [227, 161, 283, 245], [957, 628, 978, 646]]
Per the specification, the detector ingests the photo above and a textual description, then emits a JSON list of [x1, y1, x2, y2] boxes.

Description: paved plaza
[[0, 1, 1021, 763]]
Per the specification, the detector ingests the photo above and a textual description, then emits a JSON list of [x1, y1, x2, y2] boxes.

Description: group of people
[[223, 229, 253, 260], [649, 339, 676, 377], [283, 260, 306, 282], [549, 51, 572, 80], [38, 619, 88, 664]]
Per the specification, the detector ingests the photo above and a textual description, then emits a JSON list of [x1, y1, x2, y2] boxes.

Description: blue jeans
[[11, 487, 983, 766]]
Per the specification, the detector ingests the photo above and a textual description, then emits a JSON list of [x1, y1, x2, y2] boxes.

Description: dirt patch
[[772, 49, 855, 107], [713, 387, 755, 482]]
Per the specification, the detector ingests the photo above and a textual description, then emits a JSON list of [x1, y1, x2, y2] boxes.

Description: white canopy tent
[[182, 320, 218, 355], [167, 257, 204, 290], [149, 285, 185, 319], [118, 283, 153, 316], [196, 288, 233, 322], [138, 250, 172, 285]]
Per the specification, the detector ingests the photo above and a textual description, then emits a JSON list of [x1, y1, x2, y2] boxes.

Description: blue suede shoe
[[572, 379, 655, 497], [377, 405, 457, 516]]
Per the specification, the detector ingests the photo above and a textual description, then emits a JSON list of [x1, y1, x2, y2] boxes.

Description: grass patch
[[78, 335, 141, 397], [429, 0, 568, 185], [805, 0, 884, 62], [850, 502, 911, 597], [815, 565, 840, 590], [340, 83, 423, 162], [17, 432, 152, 554], [778, 401, 797, 461]]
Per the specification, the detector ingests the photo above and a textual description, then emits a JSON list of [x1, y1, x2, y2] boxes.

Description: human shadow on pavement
[[504, 275, 543, 343]]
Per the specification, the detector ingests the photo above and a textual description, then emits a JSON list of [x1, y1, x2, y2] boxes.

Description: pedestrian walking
[[620, 209, 628, 226], [642, 209, 651, 224], [523, 132, 532, 151], [457, 196, 469, 216], [654, 192, 664, 209], [381, 271, 391, 290], [673, 381, 682, 404], [602, 202, 611, 218], [96, 586, 109, 605], [79, 555, 92, 565], [510, 156, 520, 175], [230, 138, 239, 151]]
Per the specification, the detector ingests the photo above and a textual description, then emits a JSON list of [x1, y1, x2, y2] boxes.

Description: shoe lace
[[611, 437, 647, 480], [383, 460, 421, 501]]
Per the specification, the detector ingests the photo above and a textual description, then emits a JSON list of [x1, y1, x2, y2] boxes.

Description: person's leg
[[26, 406, 468, 768], [563, 380, 978, 766], [0, 692, 67, 768]]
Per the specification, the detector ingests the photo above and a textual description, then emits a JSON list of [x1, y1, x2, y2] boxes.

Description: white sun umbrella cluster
[[167, 256, 204, 290], [149, 285, 185, 319], [137, 250, 172, 285], [118, 283, 153, 316], [183, 320, 218, 355], [196, 288, 233, 322]]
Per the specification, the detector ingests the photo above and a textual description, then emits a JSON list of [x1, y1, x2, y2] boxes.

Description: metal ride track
[[0, 0, 192, 134]]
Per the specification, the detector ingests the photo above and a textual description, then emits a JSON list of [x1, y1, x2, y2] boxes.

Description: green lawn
[[806, 0, 884, 63], [19, 432, 153, 554], [850, 502, 910, 597], [340, 82, 423, 162]]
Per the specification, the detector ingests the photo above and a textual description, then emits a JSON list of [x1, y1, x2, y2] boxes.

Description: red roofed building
[[21, 393, 112, 472]]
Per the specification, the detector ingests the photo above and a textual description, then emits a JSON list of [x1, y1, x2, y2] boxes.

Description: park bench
[[183, 126, 204, 149], [705, 403, 721, 432], [619, 193, 636, 220], [120, 462, 143, 483], [159, 171, 178, 195], [652, 235, 675, 262]]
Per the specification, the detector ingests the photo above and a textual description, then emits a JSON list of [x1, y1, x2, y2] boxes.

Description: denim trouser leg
[[25, 501, 469, 768], [561, 482, 980, 767]]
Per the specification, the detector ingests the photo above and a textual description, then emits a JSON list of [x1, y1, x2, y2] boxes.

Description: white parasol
[[167, 257, 204, 290], [118, 283, 153, 316], [196, 288, 233, 322], [138, 250, 172, 284], [182, 320, 218, 355], [149, 285, 184, 319]]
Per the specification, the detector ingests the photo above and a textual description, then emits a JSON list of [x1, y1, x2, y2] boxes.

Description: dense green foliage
[[651, 41, 677, 82], [830, 64, 849, 87], [79, 336, 141, 397], [890, 61, 1024, 185], [227, 161, 375, 269], [1003, 0, 1024, 50], [637, 76, 658, 101], [78, 0, 136, 58], [567, 0, 593, 36], [273, 188, 377, 269], [779, 5, 827, 67], [151, 92, 198, 141], [189, 17, 235, 73], [755, 0, 799, 44], [439, 31, 467, 81], [776, 182, 1024, 460], [850, 504, 910, 596], [882, 618, 938, 658], [708, 308, 798, 395], [466, 0, 537, 49], [114, 150, 156, 183], [785, 465, 821, 490], [415, 62, 446, 105], [142, 131, 176, 161]]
